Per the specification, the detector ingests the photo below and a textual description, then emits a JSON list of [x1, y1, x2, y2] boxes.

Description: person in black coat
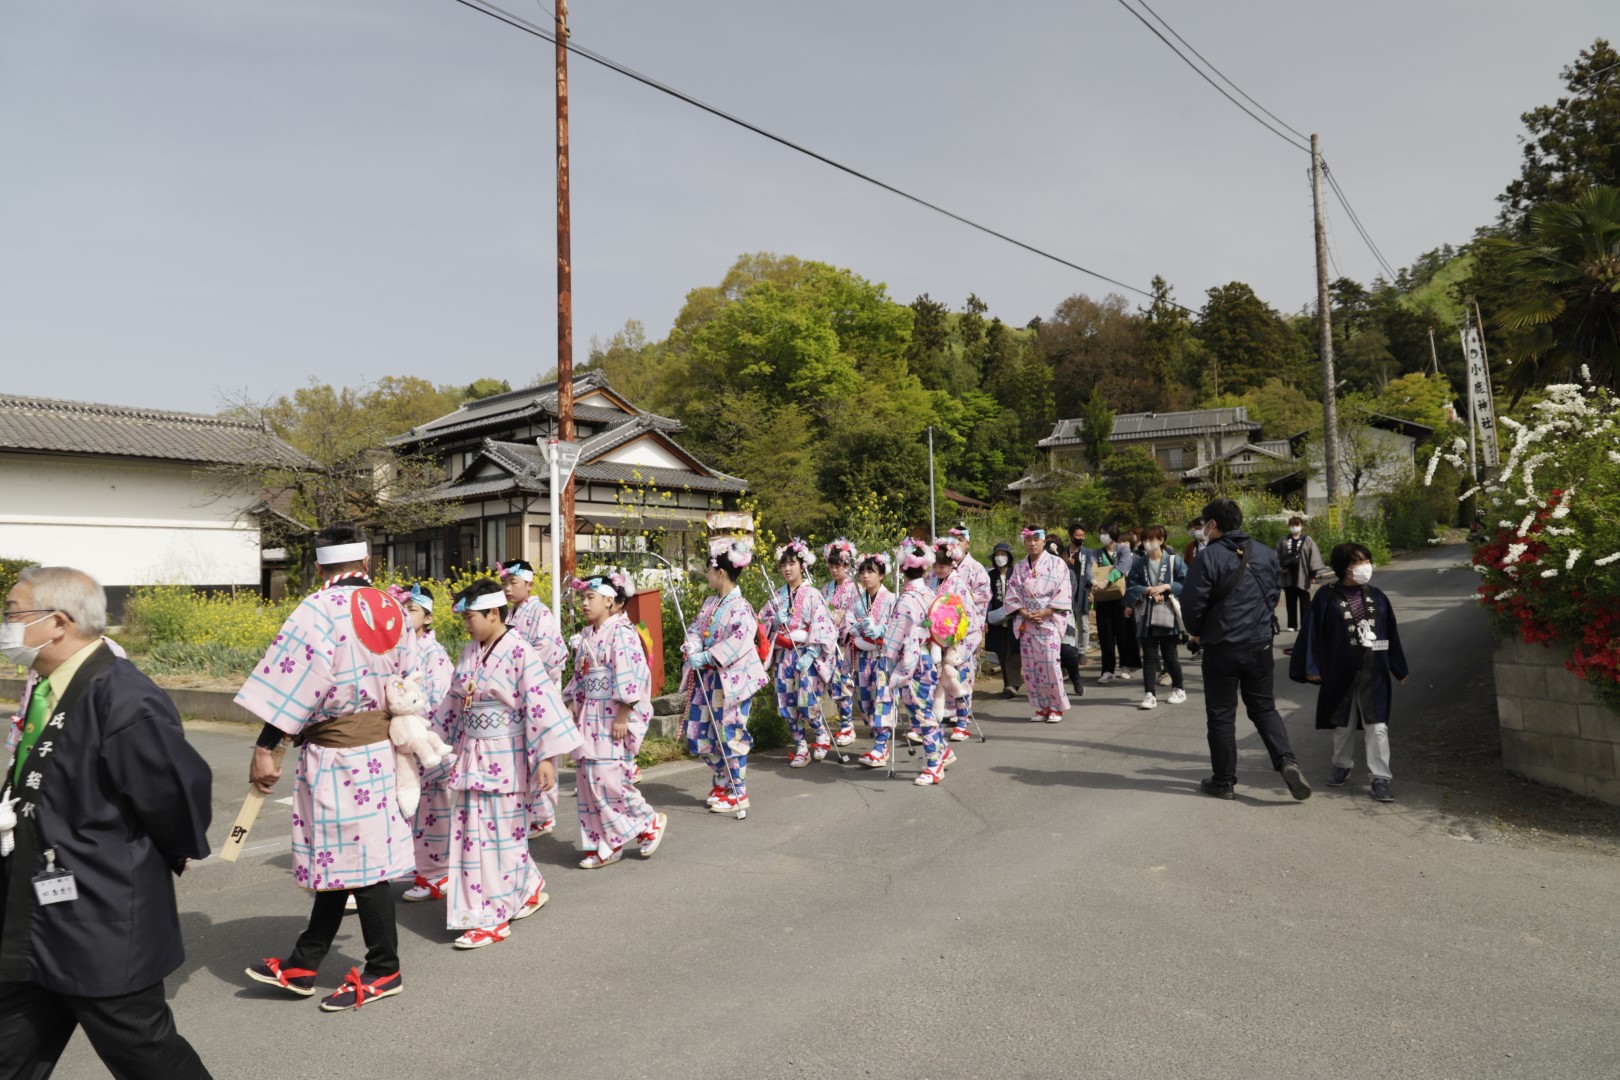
[[984, 541, 1021, 694], [0, 567, 214, 1079], [1180, 499, 1311, 802], [1289, 542, 1408, 803]]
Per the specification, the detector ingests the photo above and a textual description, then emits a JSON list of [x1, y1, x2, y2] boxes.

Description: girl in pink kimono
[[432, 579, 582, 949], [930, 533, 991, 742], [394, 585, 458, 903], [876, 540, 954, 785], [500, 559, 570, 840], [565, 572, 666, 868], [757, 538, 839, 769], [1003, 526, 1073, 722], [682, 542, 770, 814], [851, 551, 896, 768], [821, 538, 860, 747]]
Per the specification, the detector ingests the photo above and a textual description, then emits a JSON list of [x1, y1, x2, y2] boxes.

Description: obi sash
[[461, 701, 524, 740], [576, 668, 616, 702], [299, 710, 389, 749]]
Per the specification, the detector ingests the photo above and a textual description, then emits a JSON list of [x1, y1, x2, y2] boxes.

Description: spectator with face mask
[[1092, 522, 1140, 685], [985, 542, 1021, 695], [1275, 516, 1325, 633], [1182, 518, 1207, 565], [1125, 525, 1187, 709], [1289, 543, 1407, 803]]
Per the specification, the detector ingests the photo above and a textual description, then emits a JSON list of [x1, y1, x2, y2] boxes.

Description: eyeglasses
[[2, 608, 64, 625]]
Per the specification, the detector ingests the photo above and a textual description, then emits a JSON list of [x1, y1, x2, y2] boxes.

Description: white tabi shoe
[[578, 847, 623, 870], [833, 726, 857, 747], [788, 745, 811, 768], [513, 886, 549, 920], [940, 747, 958, 770], [857, 747, 891, 768], [913, 764, 945, 786], [527, 819, 555, 839], [402, 875, 449, 903], [1045, 710, 1063, 723]]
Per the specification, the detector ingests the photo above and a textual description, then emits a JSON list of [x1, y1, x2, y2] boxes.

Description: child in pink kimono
[[500, 560, 570, 840], [1003, 526, 1074, 722], [821, 538, 860, 747], [757, 538, 839, 769], [851, 551, 896, 768], [934, 528, 991, 741], [682, 542, 770, 814], [238, 526, 414, 1010], [565, 572, 666, 868], [431, 579, 582, 949], [876, 540, 953, 785], [394, 585, 457, 903]]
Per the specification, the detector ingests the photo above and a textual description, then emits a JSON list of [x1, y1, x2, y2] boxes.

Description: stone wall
[[1495, 636, 1620, 805]]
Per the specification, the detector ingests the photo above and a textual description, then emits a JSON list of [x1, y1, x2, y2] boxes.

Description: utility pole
[[555, 0, 576, 577], [1312, 134, 1342, 506], [927, 425, 937, 540]]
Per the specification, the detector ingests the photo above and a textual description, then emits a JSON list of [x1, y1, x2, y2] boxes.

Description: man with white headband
[[498, 560, 568, 839], [236, 523, 416, 1011]]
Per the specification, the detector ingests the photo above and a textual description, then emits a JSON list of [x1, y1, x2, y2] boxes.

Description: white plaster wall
[[0, 453, 260, 585], [602, 436, 687, 470]]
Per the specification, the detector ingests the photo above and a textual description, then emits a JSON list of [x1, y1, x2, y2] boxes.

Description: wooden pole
[[1312, 134, 1342, 504], [556, 0, 576, 579]]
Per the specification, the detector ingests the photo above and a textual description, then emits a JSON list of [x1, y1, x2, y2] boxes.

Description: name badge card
[[33, 850, 78, 906]]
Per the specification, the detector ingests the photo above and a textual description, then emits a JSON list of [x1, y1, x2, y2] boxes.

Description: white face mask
[[1351, 563, 1373, 585], [1289, 526, 1303, 536], [993, 554, 1009, 567], [1099, 534, 1112, 546], [1191, 529, 1205, 542], [0, 614, 53, 667], [1144, 540, 1162, 554]]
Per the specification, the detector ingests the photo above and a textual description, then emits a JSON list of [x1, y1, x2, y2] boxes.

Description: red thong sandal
[[319, 967, 403, 1011], [245, 957, 317, 997]]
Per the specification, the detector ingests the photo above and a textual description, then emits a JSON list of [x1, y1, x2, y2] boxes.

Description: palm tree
[[1486, 185, 1620, 397]]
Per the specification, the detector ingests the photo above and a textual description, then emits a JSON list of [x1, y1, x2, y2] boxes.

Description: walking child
[[565, 572, 666, 867], [500, 560, 570, 839], [930, 529, 991, 742], [850, 552, 896, 767], [874, 540, 952, 785], [821, 538, 860, 747], [683, 541, 769, 814], [757, 538, 839, 768], [238, 524, 414, 1010], [431, 579, 582, 948], [398, 584, 458, 902]]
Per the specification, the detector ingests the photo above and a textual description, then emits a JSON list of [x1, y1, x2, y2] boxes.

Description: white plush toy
[[385, 672, 455, 818], [931, 642, 966, 721]]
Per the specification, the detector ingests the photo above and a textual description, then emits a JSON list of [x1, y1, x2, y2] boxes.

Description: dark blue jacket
[[1179, 530, 1280, 648]]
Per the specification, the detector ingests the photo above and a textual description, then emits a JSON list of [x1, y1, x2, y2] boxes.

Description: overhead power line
[[1110, 0, 1309, 153], [1322, 163, 1398, 281], [447, 0, 1186, 309], [1131, 0, 1311, 145]]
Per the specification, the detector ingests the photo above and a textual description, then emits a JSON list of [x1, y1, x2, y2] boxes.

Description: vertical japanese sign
[[1461, 326, 1500, 468]]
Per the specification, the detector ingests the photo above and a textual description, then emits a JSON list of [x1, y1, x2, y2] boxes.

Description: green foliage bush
[[124, 586, 297, 651], [139, 641, 267, 678]]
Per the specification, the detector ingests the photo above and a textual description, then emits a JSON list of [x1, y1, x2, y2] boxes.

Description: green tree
[[1102, 447, 1175, 524], [1483, 185, 1620, 395], [1208, 378, 1323, 441], [1500, 38, 1620, 229], [583, 320, 663, 405], [1079, 389, 1115, 468], [1196, 282, 1298, 397], [1138, 275, 1199, 411], [1038, 293, 1149, 415], [734, 404, 831, 533], [1369, 372, 1456, 431]]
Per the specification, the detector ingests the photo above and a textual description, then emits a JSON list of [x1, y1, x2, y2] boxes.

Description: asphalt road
[[55, 545, 1620, 1079]]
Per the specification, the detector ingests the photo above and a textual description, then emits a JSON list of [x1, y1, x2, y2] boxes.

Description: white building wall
[[602, 436, 688, 470], [0, 453, 260, 586]]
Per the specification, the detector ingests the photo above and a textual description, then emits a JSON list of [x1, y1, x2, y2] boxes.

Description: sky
[[1, 0, 1612, 414]]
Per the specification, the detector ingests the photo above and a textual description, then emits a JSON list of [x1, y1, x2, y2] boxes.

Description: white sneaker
[[1117, 669, 1136, 681], [1157, 672, 1172, 686], [1138, 693, 1158, 710], [1168, 688, 1187, 705], [1097, 672, 1116, 685]]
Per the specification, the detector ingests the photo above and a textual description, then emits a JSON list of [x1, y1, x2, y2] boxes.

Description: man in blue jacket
[[1180, 500, 1312, 802]]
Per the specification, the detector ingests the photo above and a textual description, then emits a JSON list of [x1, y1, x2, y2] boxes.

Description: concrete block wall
[[1495, 636, 1620, 805]]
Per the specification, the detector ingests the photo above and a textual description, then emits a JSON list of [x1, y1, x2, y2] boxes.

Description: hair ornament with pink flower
[[898, 539, 933, 572], [859, 550, 891, 574], [775, 537, 816, 567], [823, 537, 856, 565], [708, 537, 754, 569]]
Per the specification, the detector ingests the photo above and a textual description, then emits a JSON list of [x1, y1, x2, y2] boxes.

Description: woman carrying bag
[[1124, 524, 1187, 710], [1276, 515, 1326, 633]]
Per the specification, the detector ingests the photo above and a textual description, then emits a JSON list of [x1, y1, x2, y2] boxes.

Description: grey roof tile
[[0, 394, 308, 466]]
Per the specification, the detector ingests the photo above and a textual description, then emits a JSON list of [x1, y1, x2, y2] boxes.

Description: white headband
[[502, 566, 535, 582], [456, 592, 506, 613], [315, 542, 369, 564], [585, 581, 617, 599]]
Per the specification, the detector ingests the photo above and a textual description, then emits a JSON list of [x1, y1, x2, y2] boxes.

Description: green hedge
[[0, 558, 37, 604]]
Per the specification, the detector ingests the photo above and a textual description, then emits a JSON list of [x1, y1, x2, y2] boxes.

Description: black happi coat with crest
[[0, 644, 212, 996]]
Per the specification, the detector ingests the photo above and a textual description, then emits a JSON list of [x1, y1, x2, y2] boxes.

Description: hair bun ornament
[[775, 537, 815, 567], [898, 539, 932, 572], [860, 550, 891, 574], [823, 537, 856, 564], [709, 537, 753, 569]]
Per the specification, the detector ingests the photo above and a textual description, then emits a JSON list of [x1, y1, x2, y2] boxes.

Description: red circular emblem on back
[[350, 588, 405, 654]]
